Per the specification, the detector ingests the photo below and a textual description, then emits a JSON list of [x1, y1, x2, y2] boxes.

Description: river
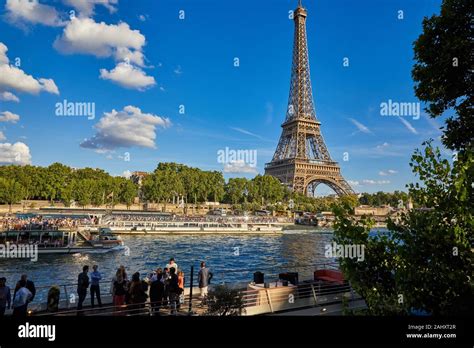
[[1, 229, 336, 302]]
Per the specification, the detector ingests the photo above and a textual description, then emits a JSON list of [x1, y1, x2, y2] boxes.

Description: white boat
[[0, 227, 125, 254], [89, 220, 283, 234]]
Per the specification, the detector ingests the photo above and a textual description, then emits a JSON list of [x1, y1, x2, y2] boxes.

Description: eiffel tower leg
[[293, 176, 306, 194]]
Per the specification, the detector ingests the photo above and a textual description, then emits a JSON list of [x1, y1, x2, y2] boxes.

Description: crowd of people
[[0, 212, 282, 232], [76, 258, 213, 316], [0, 216, 96, 231], [105, 213, 280, 224], [0, 259, 213, 317], [0, 274, 36, 317]]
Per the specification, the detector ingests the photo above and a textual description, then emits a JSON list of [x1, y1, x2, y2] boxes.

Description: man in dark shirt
[[77, 265, 89, 313], [168, 268, 179, 315], [198, 261, 213, 304], [14, 274, 36, 303]]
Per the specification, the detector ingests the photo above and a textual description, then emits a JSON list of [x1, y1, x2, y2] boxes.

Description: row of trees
[[0, 161, 412, 212], [0, 163, 138, 210]]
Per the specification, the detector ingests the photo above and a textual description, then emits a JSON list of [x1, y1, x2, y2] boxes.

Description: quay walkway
[[27, 279, 364, 317]]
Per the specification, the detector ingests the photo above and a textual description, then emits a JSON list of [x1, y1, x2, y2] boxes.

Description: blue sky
[[0, 0, 448, 194]]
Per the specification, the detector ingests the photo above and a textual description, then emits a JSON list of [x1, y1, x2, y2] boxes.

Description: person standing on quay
[[14, 274, 36, 304], [166, 258, 178, 273], [128, 272, 148, 315], [198, 261, 213, 305], [168, 268, 179, 315], [112, 270, 127, 315], [177, 270, 185, 310], [162, 267, 170, 306], [77, 265, 89, 313], [149, 268, 164, 315], [0, 277, 11, 316], [12, 279, 32, 317], [90, 265, 102, 308]]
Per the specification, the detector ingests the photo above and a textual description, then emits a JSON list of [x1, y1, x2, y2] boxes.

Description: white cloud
[[173, 65, 183, 75], [38, 78, 60, 95], [0, 91, 19, 102], [379, 169, 398, 176], [0, 132, 5, 141], [223, 160, 258, 174], [54, 17, 154, 88], [0, 42, 60, 96], [5, 0, 64, 27], [0, 111, 20, 123], [54, 17, 145, 61], [99, 62, 155, 90], [122, 170, 132, 178], [230, 127, 264, 140], [376, 142, 389, 149], [349, 118, 372, 134], [80, 105, 171, 151], [138, 14, 147, 22], [0, 43, 9, 64], [0, 142, 31, 165], [0, 64, 59, 95], [114, 47, 145, 67], [398, 116, 418, 135], [347, 180, 360, 186], [63, 0, 118, 17], [362, 179, 391, 185]]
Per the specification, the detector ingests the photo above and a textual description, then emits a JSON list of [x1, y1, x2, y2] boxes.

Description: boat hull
[[36, 245, 125, 254]]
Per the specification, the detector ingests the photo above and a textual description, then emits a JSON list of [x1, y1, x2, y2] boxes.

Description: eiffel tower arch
[[265, 1, 354, 196]]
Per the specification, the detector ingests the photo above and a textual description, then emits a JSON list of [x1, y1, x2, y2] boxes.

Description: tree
[[73, 179, 94, 208], [0, 178, 25, 213], [119, 179, 138, 209], [205, 285, 245, 316], [333, 142, 473, 315], [225, 178, 248, 204], [412, 0, 473, 151], [45, 163, 72, 204]]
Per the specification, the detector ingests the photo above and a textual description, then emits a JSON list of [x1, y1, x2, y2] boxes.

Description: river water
[[1, 229, 336, 302]]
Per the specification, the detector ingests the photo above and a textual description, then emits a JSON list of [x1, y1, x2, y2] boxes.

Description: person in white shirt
[[166, 258, 178, 273], [12, 280, 32, 317]]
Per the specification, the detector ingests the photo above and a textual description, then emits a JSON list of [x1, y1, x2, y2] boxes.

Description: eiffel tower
[[265, 0, 354, 196]]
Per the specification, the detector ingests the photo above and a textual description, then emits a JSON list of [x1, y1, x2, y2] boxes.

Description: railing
[[240, 280, 359, 315], [35, 295, 202, 317], [33, 280, 361, 317], [4, 261, 362, 316]]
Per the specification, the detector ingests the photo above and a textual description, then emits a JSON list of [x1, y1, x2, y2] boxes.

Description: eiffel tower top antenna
[[298, 0, 303, 7]]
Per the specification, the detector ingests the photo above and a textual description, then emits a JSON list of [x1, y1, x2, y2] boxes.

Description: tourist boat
[[87, 221, 283, 234], [0, 227, 125, 254]]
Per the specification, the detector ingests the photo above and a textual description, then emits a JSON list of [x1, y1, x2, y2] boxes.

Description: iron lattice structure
[[265, 1, 354, 196]]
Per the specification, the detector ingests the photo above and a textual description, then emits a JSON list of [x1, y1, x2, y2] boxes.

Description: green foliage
[[412, 0, 473, 151], [119, 180, 138, 209], [333, 142, 473, 315], [0, 178, 25, 212], [358, 191, 409, 207], [205, 285, 245, 316], [0, 164, 138, 208], [142, 163, 225, 205]]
